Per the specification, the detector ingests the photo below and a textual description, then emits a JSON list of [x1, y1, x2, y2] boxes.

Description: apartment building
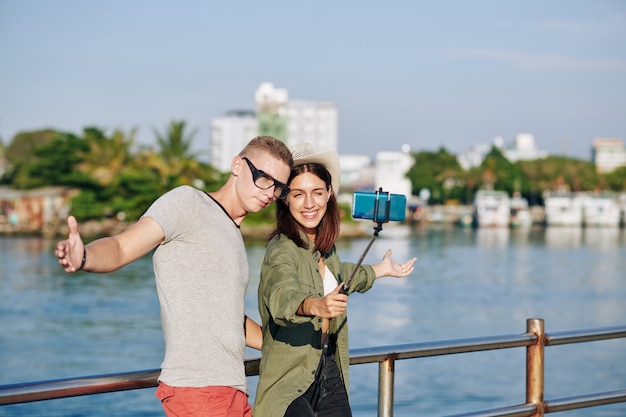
[[210, 83, 338, 171], [209, 110, 258, 172], [593, 138, 626, 174]]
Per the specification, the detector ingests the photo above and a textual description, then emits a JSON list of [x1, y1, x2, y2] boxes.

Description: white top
[[323, 266, 338, 296]]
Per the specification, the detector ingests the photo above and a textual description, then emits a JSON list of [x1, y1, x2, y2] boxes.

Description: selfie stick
[[340, 188, 391, 295]]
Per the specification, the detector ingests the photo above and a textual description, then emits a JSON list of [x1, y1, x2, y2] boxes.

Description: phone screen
[[352, 191, 406, 222]]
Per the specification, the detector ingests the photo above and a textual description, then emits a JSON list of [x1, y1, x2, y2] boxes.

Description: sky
[[1, 0, 625, 162]]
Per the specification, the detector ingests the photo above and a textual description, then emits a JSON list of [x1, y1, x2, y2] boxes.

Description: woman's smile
[[286, 172, 330, 238]]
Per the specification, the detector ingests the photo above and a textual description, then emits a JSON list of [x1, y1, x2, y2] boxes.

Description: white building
[[457, 143, 492, 170], [210, 82, 339, 172], [457, 134, 547, 169], [209, 110, 257, 172], [255, 82, 288, 107], [339, 154, 374, 192], [374, 148, 414, 197], [255, 82, 338, 153], [210, 83, 339, 171], [503, 133, 548, 162], [593, 138, 626, 174], [286, 100, 338, 153], [255, 82, 288, 141]]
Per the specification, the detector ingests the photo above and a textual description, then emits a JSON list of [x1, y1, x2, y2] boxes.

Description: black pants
[[284, 345, 352, 417]]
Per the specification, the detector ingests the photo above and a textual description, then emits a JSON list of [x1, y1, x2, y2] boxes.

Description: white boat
[[543, 191, 584, 227], [582, 193, 621, 227], [509, 194, 532, 228], [473, 190, 510, 228]]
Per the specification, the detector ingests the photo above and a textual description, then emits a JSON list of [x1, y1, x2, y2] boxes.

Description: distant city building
[[209, 110, 257, 172], [457, 133, 547, 169], [286, 100, 338, 153], [255, 82, 288, 142], [457, 143, 492, 170], [592, 138, 626, 173], [374, 150, 414, 197], [210, 83, 339, 171], [254, 82, 338, 153], [503, 134, 548, 162], [339, 154, 374, 192]]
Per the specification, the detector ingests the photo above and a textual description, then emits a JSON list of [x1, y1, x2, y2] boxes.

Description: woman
[[254, 143, 417, 417]]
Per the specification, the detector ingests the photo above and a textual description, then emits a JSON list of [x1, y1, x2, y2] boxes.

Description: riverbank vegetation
[[1, 123, 625, 222], [405, 146, 626, 205], [1, 122, 226, 221]]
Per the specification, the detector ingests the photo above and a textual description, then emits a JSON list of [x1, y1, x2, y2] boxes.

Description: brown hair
[[270, 162, 340, 255], [239, 136, 293, 168]]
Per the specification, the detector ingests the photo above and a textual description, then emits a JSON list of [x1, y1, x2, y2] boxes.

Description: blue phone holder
[[342, 188, 391, 294]]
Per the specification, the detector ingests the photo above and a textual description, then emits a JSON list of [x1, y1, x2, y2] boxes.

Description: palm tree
[[153, 120, 200, 164], [150, 120, 218, 188], [76, 127, 137, 187]]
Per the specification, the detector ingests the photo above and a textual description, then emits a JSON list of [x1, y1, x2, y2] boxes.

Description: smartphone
[[352, 191, 407, 222]]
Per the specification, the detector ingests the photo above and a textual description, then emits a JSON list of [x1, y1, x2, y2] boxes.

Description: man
[[55, 136, 293, 417]]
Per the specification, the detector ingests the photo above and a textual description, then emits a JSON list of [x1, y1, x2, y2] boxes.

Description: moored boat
[[543, 191, 584, 227], [583, 193, 621, 227], [473, 190, 510, 228]]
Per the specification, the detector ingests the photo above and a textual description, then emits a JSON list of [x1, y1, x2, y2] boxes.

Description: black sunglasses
[[242, 157, 290, 200]]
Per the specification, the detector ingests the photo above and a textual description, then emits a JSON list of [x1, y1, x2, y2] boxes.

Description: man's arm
[[56, 216, 165, 273]]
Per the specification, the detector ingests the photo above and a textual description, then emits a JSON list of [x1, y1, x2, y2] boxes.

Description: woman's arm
[[371, 249, 417, 279], [296, 284, 347, 319], [244, 316, 263, 350]]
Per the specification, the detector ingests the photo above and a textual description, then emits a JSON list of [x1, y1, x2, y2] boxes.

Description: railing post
[[526, 318, 545, 416], [378, 355, 395, 417]]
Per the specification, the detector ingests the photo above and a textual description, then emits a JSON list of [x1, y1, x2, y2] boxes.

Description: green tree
[[3, 129, 59, 187], [154, 120, 199, 163], [468, 146, 530, 196], [601, 166, 626, 191], [5, 129, 56, 164], [12, 131, 90, 189], [517, 156, 599, 193], [149, 120, 221, 190], [70, 127, 144, 219], [76, 127, 137, 188], [406, 147, 465, 204]]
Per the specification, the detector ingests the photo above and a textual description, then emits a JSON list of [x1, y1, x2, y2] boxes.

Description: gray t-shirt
[[142, 185, 249, 392]]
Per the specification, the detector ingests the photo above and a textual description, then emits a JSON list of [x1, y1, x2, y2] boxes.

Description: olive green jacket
[[253, 233, 376, 417]]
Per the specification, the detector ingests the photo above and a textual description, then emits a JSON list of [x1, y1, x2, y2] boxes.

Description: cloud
[[443, 49, 626, 72]]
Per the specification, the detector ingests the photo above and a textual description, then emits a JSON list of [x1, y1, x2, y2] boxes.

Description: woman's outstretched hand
[[372, 249, 417, 278]]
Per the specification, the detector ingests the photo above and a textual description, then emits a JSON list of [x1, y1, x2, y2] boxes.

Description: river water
[[1, 226, 625, 416]]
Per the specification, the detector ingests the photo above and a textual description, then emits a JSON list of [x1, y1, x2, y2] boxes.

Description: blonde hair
[[239, 136, 293, 168]]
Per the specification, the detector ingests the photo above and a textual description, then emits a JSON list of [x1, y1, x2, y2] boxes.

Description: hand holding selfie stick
[[340, 188, 392, 295]]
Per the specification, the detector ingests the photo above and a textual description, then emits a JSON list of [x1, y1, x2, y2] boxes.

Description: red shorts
[[155, 383, 252, 417]]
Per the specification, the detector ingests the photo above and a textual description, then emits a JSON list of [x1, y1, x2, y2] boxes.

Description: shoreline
[[0, 218, 372, 240]]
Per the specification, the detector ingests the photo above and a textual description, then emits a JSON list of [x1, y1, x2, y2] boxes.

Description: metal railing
[[1, 318, 625, 416]]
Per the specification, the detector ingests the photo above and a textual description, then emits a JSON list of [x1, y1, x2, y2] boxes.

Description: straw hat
[[290, 142, 340, 194]]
